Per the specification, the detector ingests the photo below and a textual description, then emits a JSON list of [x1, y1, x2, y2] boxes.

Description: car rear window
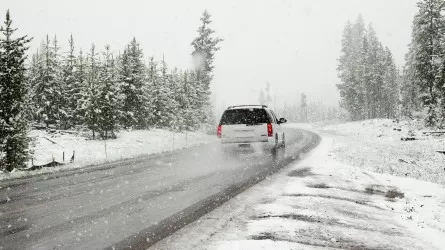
[[220, 108, 270, 125]]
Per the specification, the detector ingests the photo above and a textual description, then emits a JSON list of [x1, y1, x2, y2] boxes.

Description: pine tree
[[146, 56, 158, 127], [411, 0, 445, 126], [181, 70, 200, 130], [62, 34, 78, 128], [337, 18, 367, 121], [82, 44, 100, 138], [97, 45, 120, 139], [175, 70, 189, 131], [359, 35, 370, 119], [0, 10, 32, 171], [382, 48, 399, 118], [26, 50, 40, 122], [52, 35, 66, 128], [168, 67, 181, 130], [119, 38, 149, 129], [337, 16, 399, 121], [152, 57, 175, 128], [73, 49, 87, 126], [337, 21, 355, 119], [33, 35, 62, 127], [401, 42, 420, 118], [191, 10, 223, 125]]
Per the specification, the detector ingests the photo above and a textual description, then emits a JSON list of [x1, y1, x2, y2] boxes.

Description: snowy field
[[321, 119, 445, 185], [153, 122, 445, 249], [0, 129, 216, 180]]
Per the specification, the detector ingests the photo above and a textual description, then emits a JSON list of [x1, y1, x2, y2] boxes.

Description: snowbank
[[0, 129, 217, 180]]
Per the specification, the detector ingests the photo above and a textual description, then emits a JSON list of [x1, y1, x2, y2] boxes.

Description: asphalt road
[[0, 127, 320, 250]]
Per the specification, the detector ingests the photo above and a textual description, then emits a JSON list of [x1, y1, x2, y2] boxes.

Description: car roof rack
[[227, 105, 268, 109]]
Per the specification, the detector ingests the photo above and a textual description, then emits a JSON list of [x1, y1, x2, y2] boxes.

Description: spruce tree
[[411, 0, 445, 126], [27, 50, 40, 122], [33, 35, 61, 127], [62, 34, 77, 128], [401, 42, 420, 118], [338, 16, 400, 121], [146, 56, 158, 127], [119, 38, 149, 129], [191, 10, 223, 125], [337, 18, 368, 120], [156, 58, 175, 128], [382, 48, 399, 118], [97, 45, 120, 139], [337, 21, 357, 119], [82, 44, 100, 138], [0, 10, 32, 171], [74, 49, 87, 126], [182, 70, 200, 130], [168, 67, 181, 130]]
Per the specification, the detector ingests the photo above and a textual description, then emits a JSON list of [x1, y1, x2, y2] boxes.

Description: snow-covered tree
[[337, 16, 367, 120], [337, 21, 356, 119], [191, 10, 223, 125], [82, 44, 100, 138], [150, 57, 176, 128], [73, 49, 87, 126], [180, 70, 200, 130], [382, 48, 399, 118], [337, 16, 399, 121], [119, 38, 150, 129], [410, 0, 445, 126], [167, 67, 181, 130], [61, 34, 79, 128], [33, 35, 63, 127], [401, 38, 423, 119], [0, 10, 32, 171], [26, 50, 40, 122], [97, 45, 121, 139]]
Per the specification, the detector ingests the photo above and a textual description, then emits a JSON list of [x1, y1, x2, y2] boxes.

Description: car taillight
[[267, 123, 273, 137], [217, 125, 222, 138]]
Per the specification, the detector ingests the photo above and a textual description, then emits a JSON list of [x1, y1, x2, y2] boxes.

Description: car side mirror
[[278, 118, 287, 124]]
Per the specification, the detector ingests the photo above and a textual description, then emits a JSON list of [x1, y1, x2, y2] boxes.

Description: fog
[[2, 0, 417, 112]]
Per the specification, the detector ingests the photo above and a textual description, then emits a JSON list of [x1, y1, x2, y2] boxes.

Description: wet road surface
[[0, 128, 320, 249]]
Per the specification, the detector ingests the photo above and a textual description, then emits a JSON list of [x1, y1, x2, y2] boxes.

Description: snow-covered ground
[[153, 122, 445, 249], [322, 119, 445, 185], [0, 129, 216, 180]]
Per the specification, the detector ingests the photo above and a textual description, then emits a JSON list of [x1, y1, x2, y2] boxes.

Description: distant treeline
[[27, 11, 222, 139]]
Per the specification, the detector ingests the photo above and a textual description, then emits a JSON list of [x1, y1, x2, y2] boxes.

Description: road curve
[[0, 128, 320, 250]]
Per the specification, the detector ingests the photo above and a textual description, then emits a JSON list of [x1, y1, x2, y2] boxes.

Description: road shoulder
[[152, 136, 445, 250]]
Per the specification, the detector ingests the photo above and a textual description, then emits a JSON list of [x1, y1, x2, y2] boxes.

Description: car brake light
[[267, 123, 273, 137], [217, 125, 222, 138]]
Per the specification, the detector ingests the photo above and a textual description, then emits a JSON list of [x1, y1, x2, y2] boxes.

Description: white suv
[[217, 105, 287, 155]]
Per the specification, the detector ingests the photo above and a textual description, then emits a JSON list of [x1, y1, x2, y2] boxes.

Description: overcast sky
[[2, 0, 418, 113]]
